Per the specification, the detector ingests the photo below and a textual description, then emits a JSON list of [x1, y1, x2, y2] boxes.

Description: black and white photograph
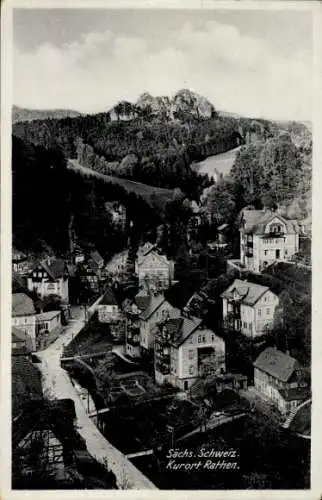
[[2, 0, 319, 493]]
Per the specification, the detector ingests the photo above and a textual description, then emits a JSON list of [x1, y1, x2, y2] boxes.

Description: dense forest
[[205, 132, 312, 229], [12, 135, 192, 259]]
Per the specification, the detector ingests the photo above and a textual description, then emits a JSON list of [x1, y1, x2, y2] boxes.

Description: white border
[[1, 1, 321, 499]]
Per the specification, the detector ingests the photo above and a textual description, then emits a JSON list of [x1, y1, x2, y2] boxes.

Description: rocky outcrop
[[110, 89, 217, 122]]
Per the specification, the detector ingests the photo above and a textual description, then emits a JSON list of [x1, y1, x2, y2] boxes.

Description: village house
[[253, 347, 310, 415], [135, 243, 175, 290], [96, 288, 120, 323], [239, 208, 300, 272], [78, 263, 101, 293], [12, 248, 28, 274], [73, 246, 85, 265], [12, 293, 37, 351], [221, 279, 280, 338], [123, 289, 150, 358], [139, 293, 180, 352], [36, 310, 62, 336], [154, 315, 226, 390], [27, 258, 69, 303]]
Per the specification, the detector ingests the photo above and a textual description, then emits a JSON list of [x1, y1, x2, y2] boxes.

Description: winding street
[[36, 296, 156, 490]]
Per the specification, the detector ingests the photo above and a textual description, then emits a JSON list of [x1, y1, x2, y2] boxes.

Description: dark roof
[[221, 279, 270, 306], [240, 209, 299, 235], [135, 290, 151, 312], [12, 272, 28, 293], [12, 357, 43, 417], [161, 315, 202, 347], [139, 294, 165, 320], [99, 288, 118, 306], [253, 348, 301, 382], [31, 259, 68, 280], [164, 282, 195, 310], [12, 293, 36, 316], [278, 387, 310, 402]]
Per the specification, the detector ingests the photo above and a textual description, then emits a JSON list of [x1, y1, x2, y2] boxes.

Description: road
[[195, 146, 240, 180], [36, 295, 156, 489]]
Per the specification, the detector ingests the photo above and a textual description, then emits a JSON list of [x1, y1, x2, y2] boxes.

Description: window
[[243, 322, 247, 329], [266, 308, 270, 315], [249, 322, 252, 330], [258, 309, 262, 316], [189, 365, 194, 375], [264, 250, 268, 256], [188, 350, 194, 360], [198, 335, 202, 343], [211, 335, 215, 342]]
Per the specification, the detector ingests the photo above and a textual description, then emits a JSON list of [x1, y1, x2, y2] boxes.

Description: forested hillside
[[206, 132, 311, 228], [12, 136, 190, 259], [12, 90, 275, 193]]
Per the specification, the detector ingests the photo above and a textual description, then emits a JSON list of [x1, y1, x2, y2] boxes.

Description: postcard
[[1, 0, 321, 498]]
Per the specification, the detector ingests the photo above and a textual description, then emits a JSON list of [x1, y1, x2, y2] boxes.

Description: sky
[[13, 8, 313, 120]]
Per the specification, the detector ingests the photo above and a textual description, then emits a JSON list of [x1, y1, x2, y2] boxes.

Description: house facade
[[239, 209, 300, 272], [154, 315, 226, 390], [139, 294, 179, 352], [36, 310, 62, 335], [221, 279, 280, 338], [97, 289, 120, 323], [12, 293, 37, 351], [135, 245, 175, 290], [27, 259, 69, 303], [253, 347, 310, 415], [12, 249, 28, 274]]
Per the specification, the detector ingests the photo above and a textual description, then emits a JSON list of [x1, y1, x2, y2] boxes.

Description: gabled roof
[[137, 249, 170, 267], [253, 347, 301, 382], [30, 259, 68, 280], [139, 294, 165, 320], [135, 290, 151, 312], [12, 293, 36, 316], [161, 315, 202, 347], [221, 279, 271, 306], [240, 209, 299, 235], [99, 288, 118, 306]]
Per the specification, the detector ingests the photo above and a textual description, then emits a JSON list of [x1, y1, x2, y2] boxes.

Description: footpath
[[37, 295, 157, 490]]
